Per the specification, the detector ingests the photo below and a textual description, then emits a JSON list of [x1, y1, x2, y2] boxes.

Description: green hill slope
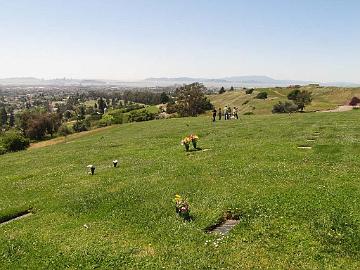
[[209, 86, 360, 115], [1, 111, 360, 268]]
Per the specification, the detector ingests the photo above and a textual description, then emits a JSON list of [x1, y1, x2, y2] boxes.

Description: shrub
[[287, 89, 301, 100], [128, 110, 156, 122], [98, 114, 114, 127], [73, 120, 90, 132], [242, 100, 250, 105], [272, 101, 299, 113], [107, 110, 123, 124], [58, 124, 73, 137], [255, 92, 268, 99], [87, 112, 102, 121], [287, 90, 312, 111], [245, 89, 254, 94], [2, 132, 30, 152], [0, 146, 7, 155], [349, 97, 360, 106]]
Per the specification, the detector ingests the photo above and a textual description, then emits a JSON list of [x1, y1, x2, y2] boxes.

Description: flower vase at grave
[[192, 141, 197, 149], [113, 160, 118, 167], [90, 167, 95, 175], [179, 208, 190, 221], [184, 144, 190, 151]]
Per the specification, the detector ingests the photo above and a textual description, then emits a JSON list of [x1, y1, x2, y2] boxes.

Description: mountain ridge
[[0, 76, 359, 87]]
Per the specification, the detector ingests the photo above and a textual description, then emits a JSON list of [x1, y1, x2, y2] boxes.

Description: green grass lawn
[[1, 111, 360, 269]]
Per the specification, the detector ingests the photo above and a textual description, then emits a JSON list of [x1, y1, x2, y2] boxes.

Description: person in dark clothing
[[233, 107, 239, 119], [218, 108, 222, 120], [212, 109, 217, 122]]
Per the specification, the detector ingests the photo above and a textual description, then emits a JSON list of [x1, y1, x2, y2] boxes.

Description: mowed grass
[[1, 111, 360, 269], [209, 86, 360, 115]]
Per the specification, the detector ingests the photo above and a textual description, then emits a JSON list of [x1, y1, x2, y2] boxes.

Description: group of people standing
[[212, 106, 239, 122]]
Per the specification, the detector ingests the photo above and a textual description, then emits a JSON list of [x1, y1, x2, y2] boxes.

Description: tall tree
[[98, 97, 106, 114], [160, 92, 170, 104], [0, 107, 7, 126], [288, 90, 312, 111], [219, 87, 226, 94], [174, 83, 213, 117], [9, 111, 15, 127]]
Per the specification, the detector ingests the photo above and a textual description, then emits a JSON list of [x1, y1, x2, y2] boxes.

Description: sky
[[0, 0, 359, 82]]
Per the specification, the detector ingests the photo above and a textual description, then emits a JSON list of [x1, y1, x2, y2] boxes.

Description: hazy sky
[[0, 0, 359, 82]]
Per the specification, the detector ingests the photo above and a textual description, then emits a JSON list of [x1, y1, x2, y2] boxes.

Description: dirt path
[[319, 105, 355, 113], [273, 90, 286, 97], [29, 126, 114, 150]]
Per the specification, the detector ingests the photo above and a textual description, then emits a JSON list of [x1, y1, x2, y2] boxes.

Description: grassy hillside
[[1, 111, 360, 269], [209, 86, 360, 115]]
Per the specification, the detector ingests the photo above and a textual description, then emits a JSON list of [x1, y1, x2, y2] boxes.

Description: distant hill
[[0, 77, 107, 86], [0, 76, 359, 87], [209, 85, 360, 115], [144, 76, 360, 87]]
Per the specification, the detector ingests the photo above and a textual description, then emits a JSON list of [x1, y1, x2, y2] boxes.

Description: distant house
[[308, 83, 320, 87], [288, 85, 301, 89]]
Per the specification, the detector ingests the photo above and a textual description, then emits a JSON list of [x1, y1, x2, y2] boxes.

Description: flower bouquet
[[181, 134, 199, 151], [181, 136, 192, 151], [189, 134, 199, 149], [174, 194, 190, 221]]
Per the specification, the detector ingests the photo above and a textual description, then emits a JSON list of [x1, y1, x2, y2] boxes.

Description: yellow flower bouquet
[[174, 194, 190, 220], [181, 136, 192, 151], [181, 134, 199, 151]]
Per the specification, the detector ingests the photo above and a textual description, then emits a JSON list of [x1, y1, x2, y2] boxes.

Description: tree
[[174, 83, 213, 117], [18, 111, 62, 140], [255, 92, 268, 99], [287, 89, 301, 100], [45, 113, 62, 137], [73, 119, 90, 133], [64, 110, 73, 120], [0, 107, 7, 126], [272, 101, 298, 113], [98, 97, 106, 114], [26, 116, 48, 140], [219, 87, 226, 94], [230, 86, 234, 91], [9, 111, 15, 127], [160, 92, 170, 104], [288, 90, 312, 111], [2, 131, 30, 152], [77, 105, 86, 120], [111, 98, 118, 108], [18, 110, 34, 135]]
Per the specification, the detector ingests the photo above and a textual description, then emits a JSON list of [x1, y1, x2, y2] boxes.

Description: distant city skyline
[[0, 0, 359, 83]]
